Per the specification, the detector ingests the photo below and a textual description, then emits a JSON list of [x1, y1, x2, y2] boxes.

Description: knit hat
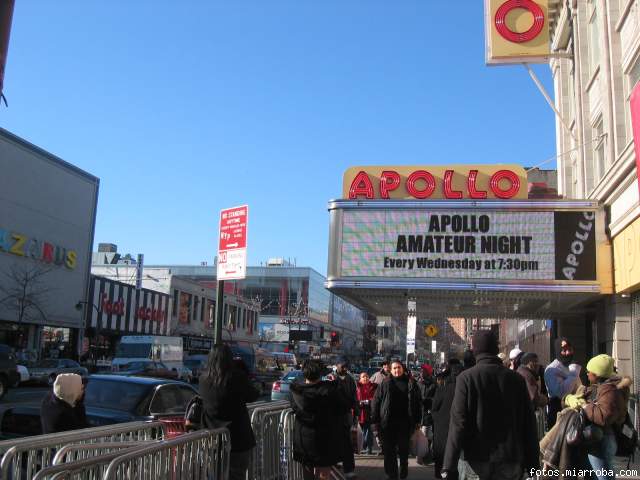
[[509, 348, 523, 360], [421, 364, 433, 377], [471, 330, 499, 355], [586, 354, 615, 379], [53, 373, 84, 407]]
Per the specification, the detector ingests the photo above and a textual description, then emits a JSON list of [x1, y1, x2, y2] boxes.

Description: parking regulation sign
[[217, 205, 248, 280]]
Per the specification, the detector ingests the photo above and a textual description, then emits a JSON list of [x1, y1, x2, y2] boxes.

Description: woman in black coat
[[290, 360, 351, 480], [199, 344, 260, 480], [431, 364, 463, 479]]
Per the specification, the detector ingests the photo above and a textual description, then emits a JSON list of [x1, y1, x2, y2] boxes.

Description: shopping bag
[[410, 428, 428, 463]]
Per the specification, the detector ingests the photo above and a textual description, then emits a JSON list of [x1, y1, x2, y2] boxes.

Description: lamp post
[[75, 300, 101, 363]]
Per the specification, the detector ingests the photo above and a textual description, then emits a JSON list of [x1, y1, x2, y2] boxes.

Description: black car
[[0, 344, 20, 399], [0, 374, 198, 438]]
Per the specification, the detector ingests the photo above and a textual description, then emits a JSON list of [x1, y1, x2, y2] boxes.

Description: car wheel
[[0, 375, 7, 399], [47, 373, 57, 386]]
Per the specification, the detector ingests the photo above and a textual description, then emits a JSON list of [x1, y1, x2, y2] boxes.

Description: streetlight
[[75, 300, 101, 364]]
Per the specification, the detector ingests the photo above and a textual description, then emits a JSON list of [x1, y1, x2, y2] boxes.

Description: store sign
[[99, 292, 166, 321], [217, 205, 248, 280], [613, 215, 640, 292], [485, 0, 550, 65], [343, 166, 527, 200], [630, 82, 640, 196], [339, 209, 596, 281], [0, 226, 77, 269]]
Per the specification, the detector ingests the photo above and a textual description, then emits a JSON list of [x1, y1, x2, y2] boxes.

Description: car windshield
[[37, 360, 58, 368], [120, 362, 150, 371], [115, 343, 152, 358], [84, 378, 149, 411]]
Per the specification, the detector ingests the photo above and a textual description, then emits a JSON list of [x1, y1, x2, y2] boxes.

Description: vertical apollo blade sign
[[630, 83, 640, 196], [215, 205, 248, 344]]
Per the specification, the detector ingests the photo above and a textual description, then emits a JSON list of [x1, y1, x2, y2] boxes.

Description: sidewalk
[[353, 454, 436, 480]]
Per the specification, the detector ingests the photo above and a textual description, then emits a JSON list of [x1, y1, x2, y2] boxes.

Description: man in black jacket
[[336, 360, 359, 478], [442, 330, 539, 480], [371, 361, 422, 480]]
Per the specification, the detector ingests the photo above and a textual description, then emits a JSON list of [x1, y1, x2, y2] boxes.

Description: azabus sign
[[485, 0, 550, 65], [343, 165, 528, 200]]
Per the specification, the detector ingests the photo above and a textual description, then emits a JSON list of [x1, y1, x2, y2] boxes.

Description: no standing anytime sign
[[217, 205, 248, 280]]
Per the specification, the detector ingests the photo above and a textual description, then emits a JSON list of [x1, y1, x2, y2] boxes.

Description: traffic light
[[330, 331, 340, 347]]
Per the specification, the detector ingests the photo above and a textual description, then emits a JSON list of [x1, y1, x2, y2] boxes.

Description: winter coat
[[418, 377, 437, 427], [199, 367, 260, 452], [290, 380, 352, 467], [544, 359, 580, 400], [442, 353, 539, 475], [337, 373, 359, 426], [517, 365, 549, 408], [356, 381, 377, 424], [583, 376, 632, 433], [371, 375, 422, 431], [431, 374, 456, 459], [40, 391, 88, 434]]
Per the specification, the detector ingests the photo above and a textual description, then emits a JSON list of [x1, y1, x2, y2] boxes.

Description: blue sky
[[2, 1, 556, 275]]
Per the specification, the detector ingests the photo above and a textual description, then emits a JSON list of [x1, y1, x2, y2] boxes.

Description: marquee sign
[[343, 165, 528, 200], [337, 209, 596, 282], [485, 0, 550, 65]]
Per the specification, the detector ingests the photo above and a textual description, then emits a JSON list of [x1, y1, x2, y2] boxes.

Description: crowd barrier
[[278, 409, 303, 480], [535, 408, 546, 441], [0, 421, 165, 480], [248, 401, 290, 480]]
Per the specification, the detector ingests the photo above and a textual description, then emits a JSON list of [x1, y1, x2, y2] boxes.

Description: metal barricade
[[52, 441, 150, 465], [0, 421, 165, 480], [278, 409, 303, 480], [248, 402, 290, 480], [102, 428, 230, 480], [535, 408, 546, 440]]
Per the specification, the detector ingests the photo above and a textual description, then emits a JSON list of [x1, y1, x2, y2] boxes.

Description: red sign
[[217, 205, 248, 281], [494, 0, 545, 44], [630, 82, 640, 196]]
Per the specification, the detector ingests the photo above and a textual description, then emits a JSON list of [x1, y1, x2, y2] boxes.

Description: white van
[[112, 336, 183, 371]]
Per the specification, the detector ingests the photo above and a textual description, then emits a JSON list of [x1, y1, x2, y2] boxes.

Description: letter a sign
[[485, 0, 550, 65], [217, 205, 248, 280]]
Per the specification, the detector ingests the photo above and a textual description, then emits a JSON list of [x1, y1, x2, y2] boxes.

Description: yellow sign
[[485, 0, 550, 65], [613, 216, 640, 292], [425, 325, 438, 337], [343, 165, 528, 200]]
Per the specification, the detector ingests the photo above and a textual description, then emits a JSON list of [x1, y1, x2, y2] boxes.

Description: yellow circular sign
[[425, 325, 438, 337]]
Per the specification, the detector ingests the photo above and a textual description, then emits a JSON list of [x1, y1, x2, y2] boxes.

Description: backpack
[[615, 411, 638, 458], [184, 395, 203, 430]]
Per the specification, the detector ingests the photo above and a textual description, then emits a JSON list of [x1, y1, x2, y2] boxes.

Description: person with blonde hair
[[40, 373, 88, 434]]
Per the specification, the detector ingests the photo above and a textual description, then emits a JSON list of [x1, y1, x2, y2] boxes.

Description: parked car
[[271, 369, 304, 402], [0, 345, 20, 398], [28, 359, 89, 386], [14, 365, 29, 387], [110, 360, 179, 380], [0, 375, 198, 438]]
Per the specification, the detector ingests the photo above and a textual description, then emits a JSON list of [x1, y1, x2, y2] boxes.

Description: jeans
[[588, 432, 618, 480], [382, 424, 410, 479], [229, 449, 253, 480], [461, 460, 522, 480], [361, 423, 374, 453]]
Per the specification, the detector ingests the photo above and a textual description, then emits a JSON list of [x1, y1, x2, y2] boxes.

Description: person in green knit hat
[[564, 354, 632, 480]]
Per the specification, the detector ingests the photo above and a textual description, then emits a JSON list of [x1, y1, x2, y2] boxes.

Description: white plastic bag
[[410, 428, 428, 464]]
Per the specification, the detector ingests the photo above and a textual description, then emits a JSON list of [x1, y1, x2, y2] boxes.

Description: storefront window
[[42, 326, 71, 359]]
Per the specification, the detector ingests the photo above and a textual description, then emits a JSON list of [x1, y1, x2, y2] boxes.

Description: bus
[[112, 335, 183, 371]]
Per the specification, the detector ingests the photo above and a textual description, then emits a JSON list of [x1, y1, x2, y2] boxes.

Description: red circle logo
[[494, 0, 545, 43]]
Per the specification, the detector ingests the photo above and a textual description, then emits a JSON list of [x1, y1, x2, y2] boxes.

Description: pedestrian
[[41, 373, 88, 434], [462, 350, 476, 370], [418, 363, 437, 437], [356, 371, 377, 454], [290, 359, 352, 480], [564, 354, 632, 480], [371, 361, 422, 480], [335, 360, 358, 479], [442, 330, 539, 480], [370, 359, 391, 385], [517, 352, 549, 408], [199, 344, 260, 480], [431, 364, 463, 479], [508, 348, 523, 370], [497, 352, 508, 367], [544, 337, 582, 429]]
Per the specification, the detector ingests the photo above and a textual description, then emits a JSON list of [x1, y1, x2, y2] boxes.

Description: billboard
[[485, 0, 550, 65], [337, 209, 596, 282]]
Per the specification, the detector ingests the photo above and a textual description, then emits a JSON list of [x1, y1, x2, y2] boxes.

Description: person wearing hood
[[442, 330, 539, 480], [371, 361, 422, 480], [290, 359, 352, 480], [564, 354, 632, 480], [41, 373, 88, 434], [517, 352, 549, 408], [544, 337, 582, 429], [431, 364, 463, 479]]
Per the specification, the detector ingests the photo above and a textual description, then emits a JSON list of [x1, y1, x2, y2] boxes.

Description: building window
[[201, 299, 206, 323], [194, 296, 199, 322], [172, 289, 178, 316], [588, 0, 601, 77], [593, 117, 606, 181]]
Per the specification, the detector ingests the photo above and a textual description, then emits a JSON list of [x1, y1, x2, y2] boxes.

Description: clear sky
[[2, 1, 557, 275]]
